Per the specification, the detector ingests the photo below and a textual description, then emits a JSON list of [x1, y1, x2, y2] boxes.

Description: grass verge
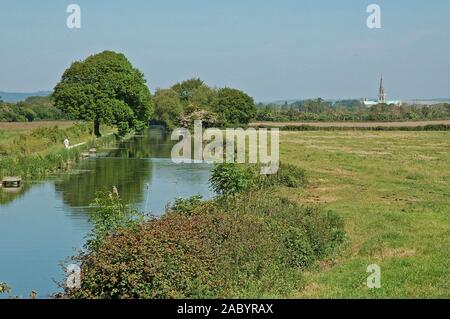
[[0, 122, 116, 180], [278, 131, 450, 298]]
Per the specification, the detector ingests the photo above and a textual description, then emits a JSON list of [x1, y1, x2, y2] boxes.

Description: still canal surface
[[0, 128, 214, 298]]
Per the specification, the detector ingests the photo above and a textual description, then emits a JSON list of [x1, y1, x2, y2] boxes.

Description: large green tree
[[190, 85, 218, 111], [153, 89, 183, 129], [215, 88, 256, 125], [52, 51, 153, 136], [171, 78, 204, 105]]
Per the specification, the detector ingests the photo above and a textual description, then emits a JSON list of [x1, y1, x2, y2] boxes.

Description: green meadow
[[278, 131, 450, 298]]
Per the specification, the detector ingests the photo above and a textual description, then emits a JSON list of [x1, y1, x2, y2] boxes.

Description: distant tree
[[334, 99, 364, 110], [253, 100, 450, 123], [190, 85, 218, 110], [17, 96, 64, 121], [171, 78, 204, 105], [300, 98, 332, 114], [288, 105, 298, 120], [52, 51, 153, 137], [215, 88, 256, 125], [153, 89, 183, 129]]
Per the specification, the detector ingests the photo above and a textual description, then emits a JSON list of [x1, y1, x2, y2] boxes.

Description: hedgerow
[[61, 163, 345, 299]]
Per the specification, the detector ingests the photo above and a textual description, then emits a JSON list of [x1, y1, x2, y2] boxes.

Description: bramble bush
[[209, 162, 308, 196], [62, 164, 345, 299], [209, 163, 255, 197], [86, 191, 143, 250]]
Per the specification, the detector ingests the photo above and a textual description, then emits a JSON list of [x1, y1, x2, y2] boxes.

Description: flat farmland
[[278, 130, 450, 298]]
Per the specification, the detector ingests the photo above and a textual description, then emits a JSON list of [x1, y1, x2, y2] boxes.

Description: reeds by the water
[[0, 123, 116, 179]]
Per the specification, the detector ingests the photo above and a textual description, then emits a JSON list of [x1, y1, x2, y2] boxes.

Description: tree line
[[3, 51, 449, 127], [1, 51, 257, 135], [153, 78, 256, 129], [256, 98, 450, 122], [0, 96, 64, 122], [52, 51, 257, 136]]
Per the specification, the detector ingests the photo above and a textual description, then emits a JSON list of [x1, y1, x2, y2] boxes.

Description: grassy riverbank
[[278, 131, 450, 298], [0, 122, 116, 180], [60, 130, 449, 299], [61, 164, 346, 299]]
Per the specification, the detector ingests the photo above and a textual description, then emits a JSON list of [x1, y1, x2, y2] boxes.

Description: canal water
[[0, 128, 214, 298]]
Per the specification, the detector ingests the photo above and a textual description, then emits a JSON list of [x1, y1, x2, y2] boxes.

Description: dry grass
[[0, 121, 75, 130]]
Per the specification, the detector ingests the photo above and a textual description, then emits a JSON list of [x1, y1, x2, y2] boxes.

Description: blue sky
[[0, 0, 449, 101]]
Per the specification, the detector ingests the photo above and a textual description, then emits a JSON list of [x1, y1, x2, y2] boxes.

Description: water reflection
[[0, 184, 31, 206], [55, 157, 153, 212], [0, 128, 214, 298]]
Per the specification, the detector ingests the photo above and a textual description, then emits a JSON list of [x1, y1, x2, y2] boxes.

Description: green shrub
[[221, 191, 346, 266], [210, 163, 308, 198], [255, 163, 308, 189], [283, 226, 315, 268], [87, 191, 143, 250], [168, 195, 204, 216], [209, 163, 254, 197], [63, 184, 345, 299]]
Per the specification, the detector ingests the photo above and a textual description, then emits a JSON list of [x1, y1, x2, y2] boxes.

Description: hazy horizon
[[1, 0, 449, 101]]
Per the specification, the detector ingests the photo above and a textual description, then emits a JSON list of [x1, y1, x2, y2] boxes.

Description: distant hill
[[0, 91, 52, 103]]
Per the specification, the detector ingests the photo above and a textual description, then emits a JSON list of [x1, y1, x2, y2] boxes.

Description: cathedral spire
[[378, 74, 386, 103]]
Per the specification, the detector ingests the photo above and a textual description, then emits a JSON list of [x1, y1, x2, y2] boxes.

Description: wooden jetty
[[88, 148, 97, 157], [1, 177, 22, 188]]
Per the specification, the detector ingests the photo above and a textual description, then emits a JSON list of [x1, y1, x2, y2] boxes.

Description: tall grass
[[0, 123, 116, 179], [0, 122, 91, 156]]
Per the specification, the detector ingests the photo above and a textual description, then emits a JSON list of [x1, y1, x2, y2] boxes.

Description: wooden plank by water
[[2, 177, 22, 188]]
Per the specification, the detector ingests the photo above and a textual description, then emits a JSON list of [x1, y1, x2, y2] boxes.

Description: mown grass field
[[278, 131, 450, 298]]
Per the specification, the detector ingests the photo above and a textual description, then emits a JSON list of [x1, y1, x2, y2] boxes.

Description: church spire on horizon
[[363, 75, 401, 107], [378, 74, 387, 103]]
